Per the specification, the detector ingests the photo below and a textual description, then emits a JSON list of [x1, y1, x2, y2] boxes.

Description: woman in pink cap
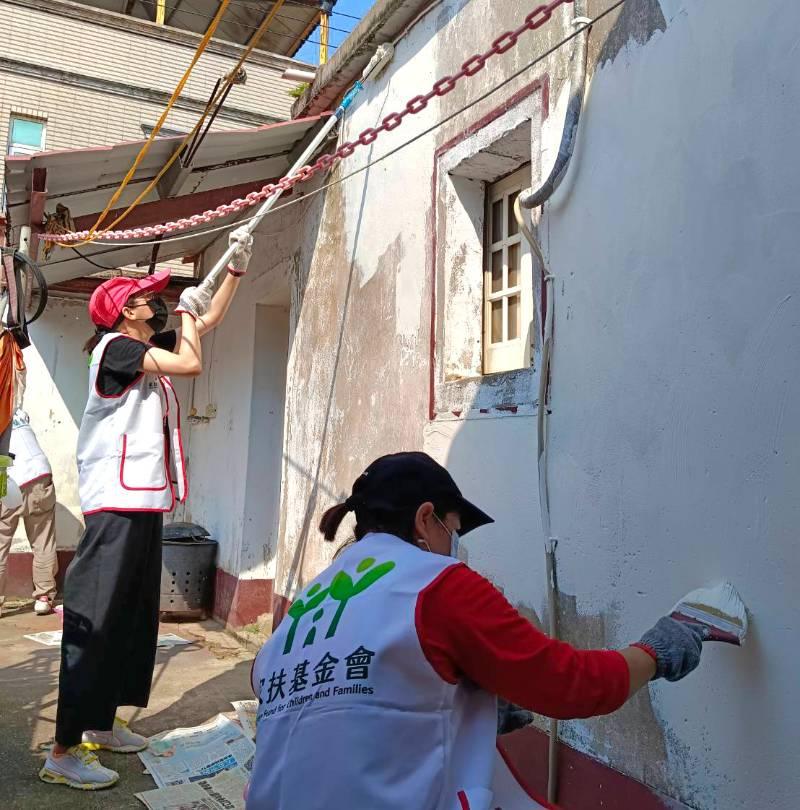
[[39, 228, 252, 791]]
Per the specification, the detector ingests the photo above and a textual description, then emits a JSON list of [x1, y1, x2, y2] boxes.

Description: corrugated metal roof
[[5, 114, 328, 284], [76, 0, 322, 58]]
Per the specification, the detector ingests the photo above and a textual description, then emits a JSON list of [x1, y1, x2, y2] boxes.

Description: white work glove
[[175, 285, 212, 319], [228, 225, 253, 275]]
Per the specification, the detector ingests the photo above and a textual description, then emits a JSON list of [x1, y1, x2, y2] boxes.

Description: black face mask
[[146, 297, 169, 333]]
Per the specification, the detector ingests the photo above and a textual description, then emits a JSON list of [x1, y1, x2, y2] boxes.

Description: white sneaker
[[82, 717, 148, 753], [34, 596, 54, 616], [39, 745, 119, 790]]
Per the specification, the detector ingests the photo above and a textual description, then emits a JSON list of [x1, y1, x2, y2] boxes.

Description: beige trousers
[[0, 475, 58, 601]]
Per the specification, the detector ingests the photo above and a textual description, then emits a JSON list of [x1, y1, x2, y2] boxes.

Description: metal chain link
[[46, 0, 573, 245]]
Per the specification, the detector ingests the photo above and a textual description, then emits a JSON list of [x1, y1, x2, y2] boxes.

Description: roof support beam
[[28, 167, 47, 261], [71, 177, 289, 233]]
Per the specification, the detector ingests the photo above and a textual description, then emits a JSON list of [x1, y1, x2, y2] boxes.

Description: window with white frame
[[7, 116, 46, 156], [483, 166, 533, 374]]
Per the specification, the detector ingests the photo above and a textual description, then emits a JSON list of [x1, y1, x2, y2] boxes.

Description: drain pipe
[[513, 2, 590, 804]]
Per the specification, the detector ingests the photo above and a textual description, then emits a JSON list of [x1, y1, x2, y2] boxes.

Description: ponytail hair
[[319, 494, 456, 548], [83, 326, 111, 354], [319, 503, 351, 542]]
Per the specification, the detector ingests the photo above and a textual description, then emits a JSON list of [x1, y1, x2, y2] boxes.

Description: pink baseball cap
[[88, 269, 171, 329]]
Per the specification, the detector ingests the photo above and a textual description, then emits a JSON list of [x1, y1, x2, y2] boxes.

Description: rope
[[68, 0, 290, 248], [44, 0, 624, 257], [72, 0, 233, 246], [48, 0, 578, 247]]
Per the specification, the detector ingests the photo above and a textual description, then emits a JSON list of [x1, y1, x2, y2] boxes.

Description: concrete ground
[[0, 598, 257, 809]]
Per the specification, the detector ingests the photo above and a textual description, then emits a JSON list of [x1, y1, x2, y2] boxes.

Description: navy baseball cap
[[345, 452, 494, 536]]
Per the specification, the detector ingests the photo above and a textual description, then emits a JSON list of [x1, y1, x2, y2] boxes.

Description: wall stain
[[591, 0, 667, 69], [553, 592, 675, 797]]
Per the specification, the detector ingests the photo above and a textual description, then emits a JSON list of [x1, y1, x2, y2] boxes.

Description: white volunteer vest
[[76, 332, 187, 514], [249, 533, 549, 810], [9, 419, 51, 487]]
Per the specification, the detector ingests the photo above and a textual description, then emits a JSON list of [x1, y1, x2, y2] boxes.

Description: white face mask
[[435, 515, 463, 561]]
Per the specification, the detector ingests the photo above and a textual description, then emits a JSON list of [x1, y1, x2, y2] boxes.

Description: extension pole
[[199, 45, 394, 295]]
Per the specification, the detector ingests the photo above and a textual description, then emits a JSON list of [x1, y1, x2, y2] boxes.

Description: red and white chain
[[44, 0, 573, 245]]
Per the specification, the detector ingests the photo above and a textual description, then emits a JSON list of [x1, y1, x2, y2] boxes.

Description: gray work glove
[[497, 698, 534, 735], [636, 616, 705, 682], [176, 285, 212, 319], [228, 225, 253, 274]]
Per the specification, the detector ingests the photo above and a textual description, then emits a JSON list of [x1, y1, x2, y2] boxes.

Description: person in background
[[247, 452, 707, 810], [0, 408, 58, 617], [39, 226, 252, 792]]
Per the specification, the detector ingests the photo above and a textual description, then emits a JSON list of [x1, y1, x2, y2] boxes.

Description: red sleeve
[[415, 564, 630, 719]]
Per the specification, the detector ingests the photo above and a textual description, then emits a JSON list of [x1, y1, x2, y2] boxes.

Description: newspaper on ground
[[139, 714, 255, 790], [135, 766, 247, 810], [156, 633, 193, 649], [24, 631, 192, 649], [231, 700, 258, 740], [23, 630, 62, 646]]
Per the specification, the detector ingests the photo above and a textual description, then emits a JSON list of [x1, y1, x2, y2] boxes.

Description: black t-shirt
[[95, 330, 178, 397]]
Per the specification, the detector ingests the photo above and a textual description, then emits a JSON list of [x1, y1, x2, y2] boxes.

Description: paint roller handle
[[633, 617, 705, 682], [197, 225, 254, 297]]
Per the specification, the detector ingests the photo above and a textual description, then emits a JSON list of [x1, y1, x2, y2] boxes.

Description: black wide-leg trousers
[[55, 510, 163, 747]]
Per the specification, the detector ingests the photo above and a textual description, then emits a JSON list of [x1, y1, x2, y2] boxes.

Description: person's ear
[[414, 502, 435, 545]]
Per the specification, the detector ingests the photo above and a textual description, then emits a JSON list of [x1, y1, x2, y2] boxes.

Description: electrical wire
[[70, 247, 119, 271], [71, 0, 625, 254]]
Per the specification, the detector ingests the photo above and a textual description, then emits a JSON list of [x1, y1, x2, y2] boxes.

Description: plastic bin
[[160, 522, 218, 616]]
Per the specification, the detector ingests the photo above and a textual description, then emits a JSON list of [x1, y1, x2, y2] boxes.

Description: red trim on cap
[[456, 791, 470, 810]]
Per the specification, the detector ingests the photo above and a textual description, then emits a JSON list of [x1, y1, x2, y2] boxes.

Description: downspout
[[513, 3, 590, 804]]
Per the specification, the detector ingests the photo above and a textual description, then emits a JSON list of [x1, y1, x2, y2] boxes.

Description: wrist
[[227, 264, 245, 278], [630, 642, 658, 665]]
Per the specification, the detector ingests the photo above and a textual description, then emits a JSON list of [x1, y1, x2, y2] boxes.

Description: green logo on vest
[[283, 556, 396, 655]]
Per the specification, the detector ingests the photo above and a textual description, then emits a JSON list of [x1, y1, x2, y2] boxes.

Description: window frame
[[483, 166, 534, 375], [7, 115, 47, 156]]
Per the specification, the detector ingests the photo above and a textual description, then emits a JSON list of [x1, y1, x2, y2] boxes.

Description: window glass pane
[[508, 243, 520, 288], [10, 118, 44, 148], [491, 198, 503, 240], [491, 299, 503, 344], [491, 250, 503, 293], [508, 191, 521, 235], [508, 294, 520, 340]]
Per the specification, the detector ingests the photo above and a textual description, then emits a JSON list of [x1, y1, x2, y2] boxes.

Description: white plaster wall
[[531, 2, 800, 807], [178, 208, 297, 578], [268, 1, 800, 808]]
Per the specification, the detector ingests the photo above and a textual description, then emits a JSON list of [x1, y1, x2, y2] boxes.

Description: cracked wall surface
[[180, 1, 800, 807]]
